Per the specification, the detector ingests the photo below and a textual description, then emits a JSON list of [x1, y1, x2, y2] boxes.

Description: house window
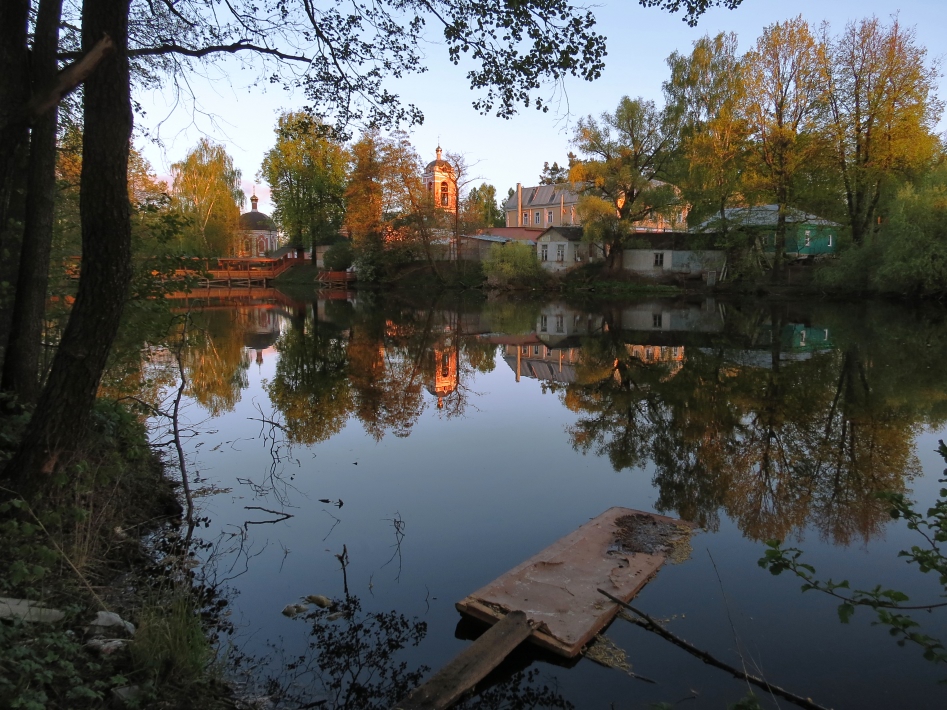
[[533, 346, 540, 355], [574, 246, 581, 262], [556, 315, 564, 333], [804, 230, 811, 247], [521, 346, 529, 355], [534, 211, 541, 225], [556, 244, 565, 262], [540, 315, 548, 332], [654, 252, 664, 268], [440, 181, 449, 207], [540, 244, 548, 261], [547, 210, 554, 223], [652, 313, 663, 328]]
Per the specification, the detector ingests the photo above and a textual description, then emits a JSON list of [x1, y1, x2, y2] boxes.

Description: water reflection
[[254, 595, 573, 710], [164, 293, 947, 546]]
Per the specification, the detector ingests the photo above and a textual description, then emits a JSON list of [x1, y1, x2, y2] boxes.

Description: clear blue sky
[[136, 0, 946, 215]]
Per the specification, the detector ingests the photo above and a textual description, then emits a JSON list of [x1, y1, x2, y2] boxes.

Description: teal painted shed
[[697, 205, 840, 257]]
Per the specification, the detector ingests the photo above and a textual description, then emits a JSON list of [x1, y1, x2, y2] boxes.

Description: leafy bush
[[483, 242, 547, 287], [323, 241, 354, 271], [817, 165, 947, 297]]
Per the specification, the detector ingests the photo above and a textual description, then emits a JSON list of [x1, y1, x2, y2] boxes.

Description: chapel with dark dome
[[239, 191, 279, 256]]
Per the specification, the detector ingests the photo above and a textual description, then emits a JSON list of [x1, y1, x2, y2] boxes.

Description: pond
[[136, 290, 947, 709]]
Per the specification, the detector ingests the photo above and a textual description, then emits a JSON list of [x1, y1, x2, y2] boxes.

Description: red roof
[[477, 227, 543, 242]]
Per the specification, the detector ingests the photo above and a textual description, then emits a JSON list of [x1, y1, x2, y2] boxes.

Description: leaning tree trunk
[[2, 0, 65, 403], [8, 0, 133, 489]]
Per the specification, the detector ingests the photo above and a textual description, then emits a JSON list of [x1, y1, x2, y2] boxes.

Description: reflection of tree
[[266, 311, 353, 445], [270, 596, 428, 710], [260, 596, 574, 709], [184, 310, 251, 415], [348, 317, 426, 439], [564, 303, 925, 544]]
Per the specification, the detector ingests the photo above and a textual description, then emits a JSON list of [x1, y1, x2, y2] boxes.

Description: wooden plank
[[456, 507, 690, 658], [392, 610, 533, 710]]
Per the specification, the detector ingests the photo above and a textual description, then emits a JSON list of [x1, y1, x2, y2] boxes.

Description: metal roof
[[695, 205, 840, 230], [502, 184, 580, 211]]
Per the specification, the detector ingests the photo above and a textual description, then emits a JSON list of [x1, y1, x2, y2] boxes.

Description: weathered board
[[455, 507, 688, 658], [392, 611, 533, 710]]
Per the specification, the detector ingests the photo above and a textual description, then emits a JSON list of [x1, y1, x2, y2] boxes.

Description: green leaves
[[759, 441, 947, 670]]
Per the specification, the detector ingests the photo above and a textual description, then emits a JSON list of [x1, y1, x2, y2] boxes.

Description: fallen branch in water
[[243, 506, 294, 527], [597, 589, 833, 710]]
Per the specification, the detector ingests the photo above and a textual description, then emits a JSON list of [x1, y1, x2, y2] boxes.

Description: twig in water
[[598, 589, 832, 710], [243, 506, 293, 528], [336, 544, 349, 597], [321, 508, 341, 541], [382, 512, 406, 582]]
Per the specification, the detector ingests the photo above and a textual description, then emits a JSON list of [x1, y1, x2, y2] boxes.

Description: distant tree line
[[560, 16, 943, 282]]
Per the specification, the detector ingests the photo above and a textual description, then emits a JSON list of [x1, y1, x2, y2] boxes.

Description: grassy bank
[[0, 398, 232, 709], [275, 260, 693, 297]]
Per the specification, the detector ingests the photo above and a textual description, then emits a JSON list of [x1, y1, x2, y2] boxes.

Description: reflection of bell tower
[[426, 341, 459, 409]]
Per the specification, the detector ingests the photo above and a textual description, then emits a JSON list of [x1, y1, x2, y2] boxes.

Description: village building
[[622, 232, 726, 280], [503, 183, 580, 229], [534, 226, 604, 273], [696, 205, 840, 258], [239, 192, 279, 256], [502, 182, 689, 232]]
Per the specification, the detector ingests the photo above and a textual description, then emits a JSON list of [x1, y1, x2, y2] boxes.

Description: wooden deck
[[173, 255, 303, 287], [66, 255, 360, 289]]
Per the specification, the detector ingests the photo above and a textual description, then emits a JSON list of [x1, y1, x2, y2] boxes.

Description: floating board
[[455, 507, 689, 658]]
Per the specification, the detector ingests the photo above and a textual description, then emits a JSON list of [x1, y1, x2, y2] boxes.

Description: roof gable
[[502, 184, 580, 211]]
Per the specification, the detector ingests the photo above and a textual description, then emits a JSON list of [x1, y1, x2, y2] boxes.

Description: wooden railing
[[174, 254, 304, 285]]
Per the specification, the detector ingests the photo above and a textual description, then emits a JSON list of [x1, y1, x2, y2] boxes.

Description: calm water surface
[[142, 291, 947, 709]]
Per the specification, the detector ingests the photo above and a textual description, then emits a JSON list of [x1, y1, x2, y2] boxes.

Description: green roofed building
[[697, 205, 840, 258]]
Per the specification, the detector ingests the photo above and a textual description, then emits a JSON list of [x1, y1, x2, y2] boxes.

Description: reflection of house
[[626, 344, 685, 378], [536, 303, 605, 346], [422, 146, 456, 211], [617, 299, 723, 334], [697, 206, 839, 258], [502, 344, 580, 384], [239, 193, 279, 256], [623, 232, 725, 278]]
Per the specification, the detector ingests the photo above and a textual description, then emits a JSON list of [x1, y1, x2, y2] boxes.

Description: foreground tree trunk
[[0, 0, 31, 366], [8, 0, 133, 487], [1, 0, 65, 403]]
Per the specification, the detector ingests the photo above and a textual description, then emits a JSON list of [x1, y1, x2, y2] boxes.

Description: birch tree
[[741, 16, 825, 281], [171, 139, 244, 255], [819, 17, 943, 246], [664, 32, 749, 229]]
